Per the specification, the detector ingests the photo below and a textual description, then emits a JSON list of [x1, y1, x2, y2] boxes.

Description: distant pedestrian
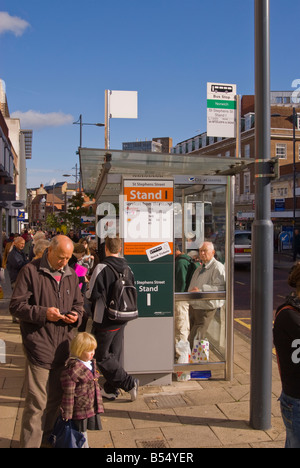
[[274, 262, 300, 448], [68, 229, 79, 243], [10, 235, 84, 448], [28, 231, 46, 261], [6, 236, 28, 287], [32, 239, 50, 260]]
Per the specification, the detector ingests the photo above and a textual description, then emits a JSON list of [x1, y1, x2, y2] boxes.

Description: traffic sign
[[207, 82, 237, 138], [17, 210, 28, 222]]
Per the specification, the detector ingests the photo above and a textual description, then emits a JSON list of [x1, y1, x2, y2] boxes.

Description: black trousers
[[92, 325, 134, 393]]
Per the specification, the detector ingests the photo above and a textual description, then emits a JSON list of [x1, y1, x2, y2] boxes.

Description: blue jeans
[[280, 391, 300, 448]]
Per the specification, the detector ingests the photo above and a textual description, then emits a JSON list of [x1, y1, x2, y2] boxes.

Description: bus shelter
[[79, 148, 253, 384]]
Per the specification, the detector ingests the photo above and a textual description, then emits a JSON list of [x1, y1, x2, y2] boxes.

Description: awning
[[79, 147, 254, 201]]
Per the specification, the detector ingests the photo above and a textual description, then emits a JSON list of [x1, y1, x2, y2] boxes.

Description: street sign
[[207, 82, 237, 138], [274, 198, 285, 212], [17, 210, 28, 222]]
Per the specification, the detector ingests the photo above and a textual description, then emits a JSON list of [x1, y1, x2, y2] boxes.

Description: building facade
[[0, 79, 32, 236], [172, 93, 300, 236]]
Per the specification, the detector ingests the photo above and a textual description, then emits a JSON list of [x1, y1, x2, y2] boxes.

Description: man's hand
[[46, 307, 64, 322], [62, 311, 78, 324]]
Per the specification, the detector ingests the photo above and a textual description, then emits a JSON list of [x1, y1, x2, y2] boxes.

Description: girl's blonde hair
[[70, 332, 97, 358]]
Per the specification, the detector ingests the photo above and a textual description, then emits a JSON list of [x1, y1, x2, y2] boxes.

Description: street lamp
[[73, 114, 105, 147], [63, 163, 82, 198]]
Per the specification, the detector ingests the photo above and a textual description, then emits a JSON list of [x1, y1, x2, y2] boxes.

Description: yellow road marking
[[234, 317, 276, 355]]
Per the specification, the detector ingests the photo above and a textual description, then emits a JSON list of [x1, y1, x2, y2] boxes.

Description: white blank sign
[[109, 90, 138, 119]]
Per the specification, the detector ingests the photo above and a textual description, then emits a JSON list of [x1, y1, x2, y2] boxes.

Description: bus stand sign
[[207, 82, 237, 138]]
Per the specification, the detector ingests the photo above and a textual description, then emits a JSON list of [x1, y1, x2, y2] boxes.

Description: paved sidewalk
[[0, 300, 285, 449]]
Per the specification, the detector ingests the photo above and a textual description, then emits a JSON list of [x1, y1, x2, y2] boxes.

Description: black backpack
[[105, 263, 138, 322]]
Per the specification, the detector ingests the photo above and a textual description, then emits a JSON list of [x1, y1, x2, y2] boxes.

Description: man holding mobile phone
[[10, 235, 84, 448]]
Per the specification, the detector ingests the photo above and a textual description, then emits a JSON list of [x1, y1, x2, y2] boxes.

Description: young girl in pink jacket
[[60, 332, 104, 448]]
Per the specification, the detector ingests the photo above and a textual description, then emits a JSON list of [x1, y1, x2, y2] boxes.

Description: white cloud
[[10, 110, 74, 130], [0, 11, 30, 36]]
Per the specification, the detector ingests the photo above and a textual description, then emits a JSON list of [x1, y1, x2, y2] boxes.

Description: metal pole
[[250, 0, 273, 430], [105, 90, 110, 149], [293, 107, 296, 231], [79, 114, 82, 148], [225, 175, 235, 381], [235, 95, 241, 158]]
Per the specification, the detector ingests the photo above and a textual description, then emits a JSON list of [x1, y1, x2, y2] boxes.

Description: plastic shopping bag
[[190, 334, 209, 363]]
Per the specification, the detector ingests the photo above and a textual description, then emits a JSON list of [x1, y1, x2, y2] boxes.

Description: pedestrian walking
[[9, 235, 84, 448], [86, 236, 139, 401], [6, 236, 28, 286]]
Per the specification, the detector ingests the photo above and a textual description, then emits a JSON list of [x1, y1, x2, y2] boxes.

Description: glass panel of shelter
[[174, 183, 227, 366]]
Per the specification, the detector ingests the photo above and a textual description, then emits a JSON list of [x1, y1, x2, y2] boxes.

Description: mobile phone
[[66, 311, 77, 317]]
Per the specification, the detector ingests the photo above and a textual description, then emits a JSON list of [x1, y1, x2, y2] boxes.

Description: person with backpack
[[273, 263, 300, 448], [86, 236, 139, 401]]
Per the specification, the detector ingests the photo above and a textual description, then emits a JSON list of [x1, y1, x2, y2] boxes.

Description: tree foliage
[[45, 193, 90, 231]]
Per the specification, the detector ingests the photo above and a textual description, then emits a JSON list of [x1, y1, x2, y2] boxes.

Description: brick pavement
[[0, 299, 285, 449]]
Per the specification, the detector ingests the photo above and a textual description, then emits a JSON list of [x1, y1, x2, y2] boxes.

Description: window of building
[[244, 172, 250, 194], [244, 144, 250, 159], [276, 143, 287, 159], [245, 113, 255, 131], [235, 174, 240, 198]]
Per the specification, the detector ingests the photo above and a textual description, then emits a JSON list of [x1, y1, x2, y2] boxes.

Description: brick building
[[172, 92, 300, 233]]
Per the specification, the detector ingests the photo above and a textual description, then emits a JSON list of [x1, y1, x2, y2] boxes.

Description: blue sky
[[1, 0, 299, 189]]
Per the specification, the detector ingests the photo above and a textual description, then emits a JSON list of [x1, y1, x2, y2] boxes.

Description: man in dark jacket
[[86, 236, 138, 402], [6, 236, 28, 285], [10, 235, 84, 448]]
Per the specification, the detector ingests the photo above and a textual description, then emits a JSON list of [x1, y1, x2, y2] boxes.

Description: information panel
[[122, 178, 174, 318]]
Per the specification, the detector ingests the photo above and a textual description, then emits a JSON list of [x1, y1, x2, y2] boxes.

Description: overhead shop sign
[[207, 82, 237, 138]]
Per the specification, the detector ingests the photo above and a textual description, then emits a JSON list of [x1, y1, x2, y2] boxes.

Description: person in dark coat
[[86, 236, 139, 402], [10, 235, 84, 448], [274, 263, 300, 448], [6, 236, 28, 286]]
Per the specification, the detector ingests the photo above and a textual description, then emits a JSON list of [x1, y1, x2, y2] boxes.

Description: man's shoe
[[101, 388, 118, 400], [129, 379, 139, 401]]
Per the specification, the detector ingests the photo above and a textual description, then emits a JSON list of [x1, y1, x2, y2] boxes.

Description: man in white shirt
[[188, 241, 225, 347]]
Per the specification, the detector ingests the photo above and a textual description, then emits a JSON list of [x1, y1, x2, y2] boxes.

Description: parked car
[[234, 230, 252, 264]]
